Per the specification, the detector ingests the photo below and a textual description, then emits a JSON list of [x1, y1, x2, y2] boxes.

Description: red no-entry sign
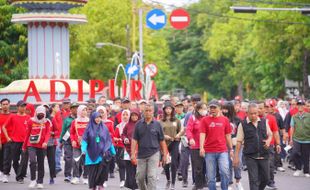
[[169, 8, 190, 30]]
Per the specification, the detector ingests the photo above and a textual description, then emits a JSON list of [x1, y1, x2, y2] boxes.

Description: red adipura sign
[[23, 79, 158, 102]]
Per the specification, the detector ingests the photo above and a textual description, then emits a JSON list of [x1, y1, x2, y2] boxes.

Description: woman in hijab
[[81, 112, 116, 190], [114, 109, 130, 187], [121, 109, 141, 190], [25, 103, 35, 117], [70, 105, 89, 185], [96, 106, 116, 181], [22, 106, 51, 189]]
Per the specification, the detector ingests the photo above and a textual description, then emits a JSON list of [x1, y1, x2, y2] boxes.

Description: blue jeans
[[229, 147, 242, 183], [205, 152, 230, 190], [55, 139, 62, 171]]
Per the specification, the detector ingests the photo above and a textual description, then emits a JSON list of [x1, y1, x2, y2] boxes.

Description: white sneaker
[[236, 182, 244, 190], [305, 173, 310, 178], [82, 178, 88, 185], [293, 170, 303, 177], [216, 182, 221, 187], [70, 177, 80, 184], [28, 180, 37, 188], [277, 167, 285, 172], [120, 180, 125, 187], [228, 185, 233, 190], [0, 172, 3, 181], [37, 183, 44, 189], [103, 182, 107, 188], [2, 175, 8, 183]]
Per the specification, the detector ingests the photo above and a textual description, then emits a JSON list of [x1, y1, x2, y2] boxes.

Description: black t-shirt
[[133, 119, 164, 159]]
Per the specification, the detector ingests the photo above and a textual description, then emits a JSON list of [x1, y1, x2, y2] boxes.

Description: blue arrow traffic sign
[[125, 63, 140, 77], [146, 9, 166, 30]]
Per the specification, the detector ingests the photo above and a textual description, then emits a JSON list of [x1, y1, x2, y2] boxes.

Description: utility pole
[[139, 8, 144, 98], [132, 0, 137, 52], [126, 24, 131, 62]]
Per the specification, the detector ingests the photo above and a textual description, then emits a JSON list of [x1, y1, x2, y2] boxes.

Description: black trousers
[[88, 161, 108, 189], [3, 142, 28, 180], [180, 144, 190, 183], [63, 141, 73, 177], [268, 146, 275, 185], [73, 148, 88, 178], [28, 147, 45, 184], [191, 149, 205, 189], [245, 156, 270, 190], [47, 146, 56, 179], [116, 147, 126, 181], [0, 144, 4, 172], [109, 156, 115, 174], [124, 160, 138, 190], [292, 141, 310, 174], [164, 141, 180, 185]]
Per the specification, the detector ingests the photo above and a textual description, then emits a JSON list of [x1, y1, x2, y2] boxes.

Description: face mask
[[222, 112, 229, 117], [199, 110, 207, 116], [37, 114, 45, 120]]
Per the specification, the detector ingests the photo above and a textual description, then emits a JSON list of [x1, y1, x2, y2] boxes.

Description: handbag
[[30, 125, 43, 144]]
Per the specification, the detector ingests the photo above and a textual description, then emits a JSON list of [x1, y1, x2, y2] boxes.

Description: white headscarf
[[118, 109, 130, 135], [96, 106, 108, 121], [277, 100, 289, 120], [31, 105, 47, 124], [77, 105, 89, 122]]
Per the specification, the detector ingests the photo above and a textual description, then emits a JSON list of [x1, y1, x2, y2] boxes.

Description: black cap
[[62, 98, 71, 104], [208, 99, 220, 107], [70, 102, 79, 108], [297, 99, 305, 105], [87, 98, 96, 104], [16, 100, 27, 107], [163, 101, 174, 110], [122, 97, 130, 103], [191, 94, 201, 102]]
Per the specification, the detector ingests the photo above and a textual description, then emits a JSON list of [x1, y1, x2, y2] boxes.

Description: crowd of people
[[0, 94, 309, 190]]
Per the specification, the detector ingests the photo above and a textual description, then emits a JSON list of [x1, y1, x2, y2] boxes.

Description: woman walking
[[186, 102, 207, 190], [121, 109, 141, 190], [81, 112, 116, 190], [70, 105, 89, 185], [22, 106, 51, 189], [160, 102, 184, 190], [114, 109, 130, 188]]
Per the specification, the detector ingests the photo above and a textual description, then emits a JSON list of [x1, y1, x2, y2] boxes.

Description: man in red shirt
[[2, 100, 30, 183], [199, 100, 233, 190], [0, 98, 12, 181]]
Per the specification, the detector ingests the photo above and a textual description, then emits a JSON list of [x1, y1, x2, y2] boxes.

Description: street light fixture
[[230, 6, 310, 14], [95, 42, 128, 51]]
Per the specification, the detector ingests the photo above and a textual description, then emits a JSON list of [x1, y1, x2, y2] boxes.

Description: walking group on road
[[0, 94, 309, 190]]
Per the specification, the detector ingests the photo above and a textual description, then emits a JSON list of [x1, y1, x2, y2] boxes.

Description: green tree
[[0, 0, 27, 87]]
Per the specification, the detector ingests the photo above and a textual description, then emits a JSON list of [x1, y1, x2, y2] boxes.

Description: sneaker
[[236, 182, 244, 190], [170, 184, 175, 190], [182, 181, 188, 188], [64, 176, 71, 182], [17, 179, 24, 184], [266, 183, 277, 189], [109, 173, 115, 178], [2, 175, 8, 183], [0, 172, 3, 181], [103, 182, 107, 188], [71, 177, 80, 184], [28, 180, 37, 188], [49, 178, 55, 185], [293, 170, 303, 177], [165, 180, 171, 189], [228, 185, 233, 190], [37, 183, 44, 189], [305, 173, 310, 178], [277, 167, 285, 172], [120, 180, 125, 188], [82, 178, 88, 185], [177, 174, 183, 181], [216, 182, 221, 187]]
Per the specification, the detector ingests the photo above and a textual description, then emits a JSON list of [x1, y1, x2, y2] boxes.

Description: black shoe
[[266, 183, 278, 190], [182, 181, 188, 188], [177, 174, 183, 181], [17, 179, 24, 184], [109, 173, 115, 178]]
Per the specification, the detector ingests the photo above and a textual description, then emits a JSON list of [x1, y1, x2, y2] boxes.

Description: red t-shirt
[[70, 120, 88, 149], [266, 114, 279, 145], [4, 114, 30, 143], [199, 115, 232, 153], [22, 119, 51, 150], [0, 113, 11, 144]]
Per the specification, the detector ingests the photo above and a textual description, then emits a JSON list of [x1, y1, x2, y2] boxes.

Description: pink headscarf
[[77, 105, 89, 122]]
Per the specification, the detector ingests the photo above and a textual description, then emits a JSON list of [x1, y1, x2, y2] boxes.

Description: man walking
[[131, 104, 167, 190], [233, 103, 273, 190], [199, 99, 233, 190]]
